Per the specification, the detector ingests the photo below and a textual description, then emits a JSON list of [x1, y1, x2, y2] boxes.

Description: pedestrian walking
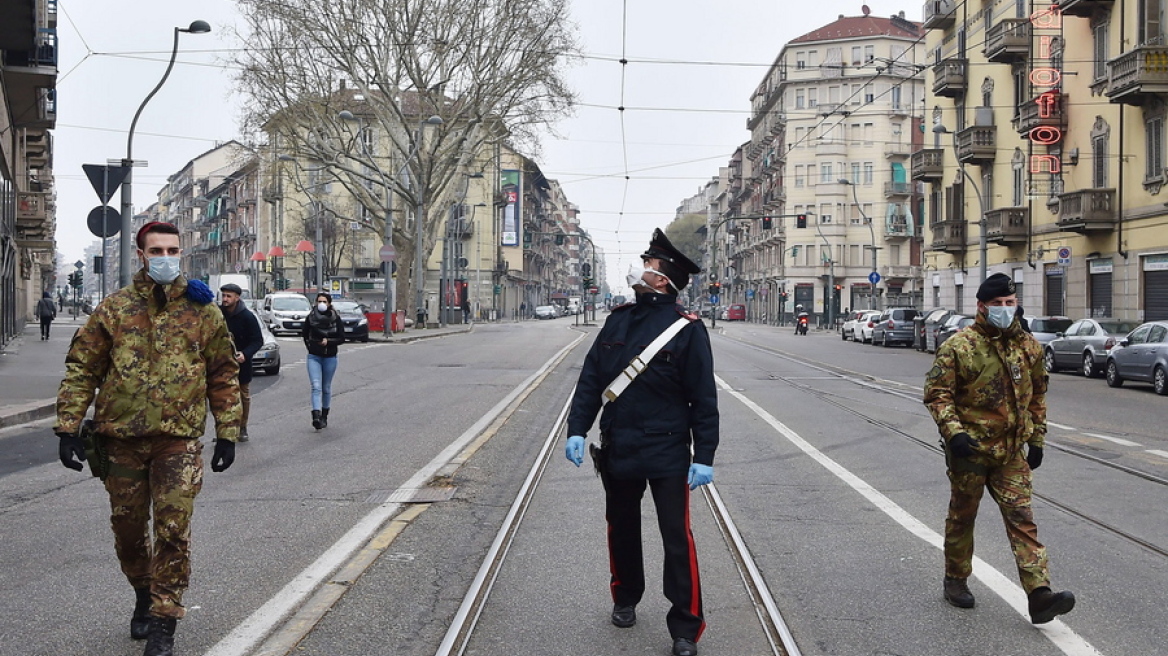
[[302, 292, 344, 430], [565, 229, 717, 656], [219, 284, 264, 442], [54, 221, 241, 656], [57, 289, 65, 312], [36, 290, 56, 340], [924, 272, 1075, 624]]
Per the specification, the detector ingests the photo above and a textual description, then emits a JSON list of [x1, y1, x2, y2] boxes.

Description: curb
[[0, 400, 55, 429]]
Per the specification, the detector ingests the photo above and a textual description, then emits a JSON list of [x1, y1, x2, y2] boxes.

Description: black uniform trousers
[[605, 474, 705, 641]]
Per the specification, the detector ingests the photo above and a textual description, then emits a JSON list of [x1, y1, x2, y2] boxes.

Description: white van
[[260, 292, 312, 335]]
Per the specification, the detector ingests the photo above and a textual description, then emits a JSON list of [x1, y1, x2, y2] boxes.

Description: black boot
[[320, 408, 329, 428], [142, 617, 176, 656], [1028, 586, 1075, 624], [312, 410, 322, 430], [131, 587, 152, 640], [943, 576, 975, 608]]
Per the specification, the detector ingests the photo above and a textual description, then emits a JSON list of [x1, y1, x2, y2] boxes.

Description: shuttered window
[[1045, 269, 1065, 316], [1146, 270, 1168, 321], [1090, 272, 1113, 318]]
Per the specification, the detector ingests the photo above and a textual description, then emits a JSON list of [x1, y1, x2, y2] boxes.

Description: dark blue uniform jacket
[[568, 292, 719, 480]]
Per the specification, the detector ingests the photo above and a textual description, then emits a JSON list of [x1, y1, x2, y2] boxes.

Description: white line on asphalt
[[202, 333, 588, 656], [716, 375, 1104, 656], [1146, 450, 1168, 460], [1047, 421, 1075, 431], [1083, 433, 1143, 448]]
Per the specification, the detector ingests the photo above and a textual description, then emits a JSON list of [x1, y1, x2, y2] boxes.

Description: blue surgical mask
[[985, 305, 1015, 330], [147, 256, 181, 284]]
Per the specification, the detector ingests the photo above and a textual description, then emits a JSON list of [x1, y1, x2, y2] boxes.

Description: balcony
[[984, 19, 1030, 64], [911, 148, 944, 181], [1056, 188, 1116, 232], [1106, 46, 1168, 106], [923, 0, 957, 30], [932, 58, 967, 98], [884, 181, 913, 198], [885, 215, 912, 240], [1016, 91, 1066, 136], [816, 138, 848, 157], [984, 207, 1029, 244], [882, 265, 919, 280], [884, 141, 912, 159], [930, 220, 966, 253], [1057, 0, 1114, 18], [956, 125, 996, 165]]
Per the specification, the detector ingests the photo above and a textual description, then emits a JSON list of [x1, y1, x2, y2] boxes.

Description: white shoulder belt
[[602, 316, 693, 403]]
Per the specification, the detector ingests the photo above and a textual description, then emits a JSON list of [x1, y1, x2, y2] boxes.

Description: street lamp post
[[811, 211, 835, 328], [840, 179, 879, 310], [933, 124, 988, 285], [411, 115, 444, 328], [119, 20, 211, 286]]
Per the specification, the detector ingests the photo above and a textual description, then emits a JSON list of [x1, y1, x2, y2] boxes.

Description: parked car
[[332, 300, 370, 342], [935, 315, 974, 350], [841, 310, 869, 341], [725, 304, 746, 321], [1045, 318, 1141, 377], [1105, 321, 1168, 395], [920, 308, 955, 353], [1022, 315, 1073, 347], [260, 292, 313, 335], [534, 305, 558, 320], [251, 321, 281, 376], [855, 311, 881, 343], [871, 308, 919, 347]]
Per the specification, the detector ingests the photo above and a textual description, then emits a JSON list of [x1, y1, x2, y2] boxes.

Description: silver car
[[1105, 321, 1168, 395], [1045, 318, 1141, 377]]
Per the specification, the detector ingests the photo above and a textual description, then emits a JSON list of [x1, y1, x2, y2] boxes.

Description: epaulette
[[675, 305, 700, 321]]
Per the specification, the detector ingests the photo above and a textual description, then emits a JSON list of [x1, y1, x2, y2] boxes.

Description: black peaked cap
[[642, 228, 701, 275]]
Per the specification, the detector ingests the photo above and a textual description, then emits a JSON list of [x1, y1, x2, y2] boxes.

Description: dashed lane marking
[[1083, 433, 1143, 448], [1147, 450, 1168, 460]]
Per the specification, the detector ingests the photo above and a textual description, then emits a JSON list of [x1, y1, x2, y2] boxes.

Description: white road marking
[[1047, 421, 1075, 431], [1083, 433, 1142, 448], [716, 375, 1104, 656], [203, 334, 588, 656], [1146, 450, 1168, 460]]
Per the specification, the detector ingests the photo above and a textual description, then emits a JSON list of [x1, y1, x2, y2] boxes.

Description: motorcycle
[[795, 312, 809, 336]]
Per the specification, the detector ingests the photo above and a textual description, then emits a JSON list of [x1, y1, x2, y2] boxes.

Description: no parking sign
[[1057, 247, 1071, 265]]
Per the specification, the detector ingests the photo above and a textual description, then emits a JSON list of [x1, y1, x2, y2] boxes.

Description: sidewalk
[[0, 314, 85, 428], [366, 321, 475, 343]]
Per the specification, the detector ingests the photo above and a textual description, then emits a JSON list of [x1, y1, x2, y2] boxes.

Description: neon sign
[[1028, 3, 1064, 175]]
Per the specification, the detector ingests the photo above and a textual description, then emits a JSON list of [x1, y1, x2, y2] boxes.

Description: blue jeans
[[306, 354, 338, 411]]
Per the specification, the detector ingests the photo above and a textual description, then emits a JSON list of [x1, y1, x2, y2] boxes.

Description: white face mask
[[985, 305, 1015, 330], [317, 302, 329, 313], [626, 263, 678, 294], [146, 256, 181, 284]]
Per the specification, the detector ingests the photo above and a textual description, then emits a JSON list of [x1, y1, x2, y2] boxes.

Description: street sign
[[1057, 247, 1071, 265], [710, 294, 719, 305], [746, 289, 755, 299], [869, 271, 881, 285], [82, 164, 129, 205], [87, 206, 121, 238], [379, 244, 397, 262], [589, 286, 599, 294]]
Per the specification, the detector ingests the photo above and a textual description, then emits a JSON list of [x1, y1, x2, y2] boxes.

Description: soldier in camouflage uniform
[[924, 273, 1075, 625], [55, 222, 240, 656]]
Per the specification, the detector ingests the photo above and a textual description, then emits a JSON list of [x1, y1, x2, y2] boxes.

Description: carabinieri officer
[[565, 229, 719, 656]]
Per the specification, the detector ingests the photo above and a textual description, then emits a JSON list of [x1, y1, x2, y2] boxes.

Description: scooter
[[795, 312, 809, 335]]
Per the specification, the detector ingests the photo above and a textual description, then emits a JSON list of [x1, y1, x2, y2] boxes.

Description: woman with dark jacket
[[302, 292, 344, 430]]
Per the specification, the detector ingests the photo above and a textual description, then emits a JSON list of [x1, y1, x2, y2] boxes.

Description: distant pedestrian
[[303, 292, 344, 430], [57, 290, 65, 312], [55, 221, 240, 656], [519, 302, 526, 320], [36, 290, 56, 340], [219, 284, 264, 442], [924, 273, 1075, 624], [461, 296, 471, 324]]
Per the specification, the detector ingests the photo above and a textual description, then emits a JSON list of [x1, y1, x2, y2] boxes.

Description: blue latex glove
[[566, 435, 586, 467], [688, 463, 714, 490]]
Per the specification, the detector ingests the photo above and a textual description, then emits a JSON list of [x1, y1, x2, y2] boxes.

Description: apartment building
[[920, 0, 1168, 321], [1, 0, 58, 347]]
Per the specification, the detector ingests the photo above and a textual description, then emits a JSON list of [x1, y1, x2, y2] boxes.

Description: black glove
[[211, 439, 236, 473], [57, 433, 87, 471], [1026, 445, 1044, 471], [949, 432, 976, 459]]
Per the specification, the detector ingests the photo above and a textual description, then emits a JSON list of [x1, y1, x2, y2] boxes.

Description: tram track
[[721, 333, 1168, 561]]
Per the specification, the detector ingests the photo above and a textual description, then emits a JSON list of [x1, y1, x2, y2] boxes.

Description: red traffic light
[[796, 214, 807, 229]]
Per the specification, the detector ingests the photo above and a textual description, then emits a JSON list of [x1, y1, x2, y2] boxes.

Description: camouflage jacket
[[55, 270, 241, 442], [924, 312, 1047, 464]]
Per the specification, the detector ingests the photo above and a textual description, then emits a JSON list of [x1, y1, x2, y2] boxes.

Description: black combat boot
[[130, 587, 152, 639], [1028, 586, 1075, 624], [142, 616, 177, 656], [312, 410, 322, 430], [943, 576, 975, 608], [320, 408, 329, 428]]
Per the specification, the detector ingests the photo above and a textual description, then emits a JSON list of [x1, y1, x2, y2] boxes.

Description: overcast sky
[[52, 0, 919, 294]]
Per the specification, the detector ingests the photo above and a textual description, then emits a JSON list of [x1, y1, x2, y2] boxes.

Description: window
[[795, 165, 805, 187], [1012, 149, 1025, 206], [796, 90, 805, 109], [797, 52, 807, 69], [1139, 0, 1165, 45], [808, 88, 819, 108], [808, 50, 819, 67], [863, 162, 874, 184], [864, 45, 875, 63], [821, 163, 834, 183], [795, 127, 805, 147], [852, 46, 862, 65], [865, 90, 875, 104], [851, 162, 861, 183], [1146, 115, 1164, 180], [807, 164, 817, 184], [1093, 135, 1109, 188], [852, 85, 863, 105], [863, 123, 874, 144], [360, 126, 376, 155], [829, 85, 841, 104], [819, 203, 832, 224], [1093, 21, 1108, 82]]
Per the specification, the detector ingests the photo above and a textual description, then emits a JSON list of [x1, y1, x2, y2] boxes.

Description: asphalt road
[[1, 318, 1165, 656]]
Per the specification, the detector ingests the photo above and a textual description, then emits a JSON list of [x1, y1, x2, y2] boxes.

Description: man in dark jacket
[[565, 229, 718, 656], [219, 284, 264, 442], [36, 290, 57, 340]]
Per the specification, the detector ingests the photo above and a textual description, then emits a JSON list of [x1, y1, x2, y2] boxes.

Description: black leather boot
[[320, 408, 329, 428], [1028, 586, 1075, 624], [943, 576, 975, 608], [131, 587, 152, 640], [312, 410, 322, 430], [142, 617, 177, 656]]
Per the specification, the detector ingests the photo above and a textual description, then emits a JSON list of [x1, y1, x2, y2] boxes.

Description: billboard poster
[[501, 170, 521, 246]]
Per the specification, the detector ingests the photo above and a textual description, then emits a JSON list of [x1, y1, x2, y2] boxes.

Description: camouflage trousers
[[944, 450, 1049, 593], [103, 436, 204, 619]]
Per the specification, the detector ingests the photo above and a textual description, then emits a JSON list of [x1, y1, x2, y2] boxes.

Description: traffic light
[[69, 272, 82, 289], [582, 262, 591, 275], [791, 246, 800, 257], [796, 214, 807, 229], [555, 234, 565, 245], [761, 216, 773, 230], [833, 284, 842, 298]]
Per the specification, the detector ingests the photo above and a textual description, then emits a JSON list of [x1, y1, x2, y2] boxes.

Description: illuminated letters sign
[[1028, 3, 1064, 179]]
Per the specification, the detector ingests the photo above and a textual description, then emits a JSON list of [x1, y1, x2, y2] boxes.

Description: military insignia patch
[[927, 365, 944, 379]]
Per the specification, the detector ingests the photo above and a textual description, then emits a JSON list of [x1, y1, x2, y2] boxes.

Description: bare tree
[[233, 0, 578, 315]]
